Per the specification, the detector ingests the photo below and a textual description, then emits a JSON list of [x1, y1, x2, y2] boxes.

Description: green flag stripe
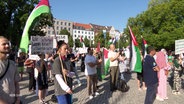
[[20, 5, 50, 53]]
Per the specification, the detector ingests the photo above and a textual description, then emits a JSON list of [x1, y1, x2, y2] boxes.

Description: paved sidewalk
[[19, 70, 184, 104]]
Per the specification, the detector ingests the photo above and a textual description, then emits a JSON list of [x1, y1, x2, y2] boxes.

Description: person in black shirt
[[67, 48, 81, 86], [143, 46, 159, 104]]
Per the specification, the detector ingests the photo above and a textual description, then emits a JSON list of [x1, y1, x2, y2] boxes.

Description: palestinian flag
[[19, 0, 51, 53], [102, 48, 110, 79], [141, 36, 148, 58], [128, 26, 142, 73]]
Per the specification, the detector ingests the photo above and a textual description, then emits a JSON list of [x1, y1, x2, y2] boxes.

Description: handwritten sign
[[49, 35, 68, 48], [175, 39, 184, 55], [31, 36, 53, 54]]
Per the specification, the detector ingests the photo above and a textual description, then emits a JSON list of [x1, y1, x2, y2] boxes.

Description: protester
[[16, 52, 25, 80], [155, 51, 170, 101], [172, 55, 182, 95], [85, 47, 101, 99], [108, 44, 120, 92], [143, 46, 159, 104], [24, 58, 36, 92], [118, 50, 127, 81], [0, 36, 20, 104], [137, 51, 147, 91], [44, 53, 54, 83], [93, 50, 102, 81], [52, 40, 73, 104], [36, 53, 48, 104], [80, 53, 86, 72], [67, 48, 81, 86]]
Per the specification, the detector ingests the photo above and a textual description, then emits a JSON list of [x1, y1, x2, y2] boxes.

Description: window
[[52, 31, 54, 34], [57, 21, 59, 25], [57, 31, 59, 34], [82, 31, 83, 34], [68, 28, 70, 31], [78, 31, 80, 33], [65, 22, 67, 26], [48, 31, 50, 34], [57, 26, 59, 30], [88, 32, 90, 34], [88, 36, 90, 39], [64, 27, 66, 30], [74, 35, 76, 37], [60, 27, 63, 30], [85, 32, 87, 34], [68, 23, 71, 26], [60, 22, 63, 25]]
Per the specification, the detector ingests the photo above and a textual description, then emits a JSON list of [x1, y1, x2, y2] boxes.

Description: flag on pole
[[102, 48, 110, 79], [141, 36, 148, 58], [19, 0, 51, 53], [128, 26, 142, 73]]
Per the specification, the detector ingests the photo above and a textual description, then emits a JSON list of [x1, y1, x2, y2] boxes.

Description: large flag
[[128, 26, 142, 73], [102, 48, 110, 79], [19, 0, 50, 53], [141, 36, 148, 58]]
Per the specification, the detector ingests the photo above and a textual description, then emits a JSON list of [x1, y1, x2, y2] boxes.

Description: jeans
[[144, 83, 158, 104], [57, 94, 72, 104]]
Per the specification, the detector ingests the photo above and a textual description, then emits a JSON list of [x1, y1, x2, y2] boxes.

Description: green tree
[[84, 37, 90, 47], [94, 31, 110, 48], [124, 0, 184, 50], [0, 0, 39, 46], [59, 29, 70, 35], [75, 38, 81, 47], [60, 29, 73, 47]]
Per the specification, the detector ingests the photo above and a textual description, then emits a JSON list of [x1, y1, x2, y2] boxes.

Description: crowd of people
[[0, 36, 184, 104]]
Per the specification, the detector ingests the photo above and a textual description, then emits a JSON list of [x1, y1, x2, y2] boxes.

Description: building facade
[[45, 19, 73, 36], [73, 23, 94, 43]]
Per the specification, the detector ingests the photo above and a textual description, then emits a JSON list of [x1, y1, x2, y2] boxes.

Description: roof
[[73, 23, 92, 30]]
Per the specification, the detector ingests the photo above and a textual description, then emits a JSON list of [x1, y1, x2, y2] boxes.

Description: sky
[[49, 0, 150, 32]]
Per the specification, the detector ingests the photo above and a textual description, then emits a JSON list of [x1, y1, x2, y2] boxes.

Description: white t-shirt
[[108, 50, 118, 66], [85, 54, 97, 75]]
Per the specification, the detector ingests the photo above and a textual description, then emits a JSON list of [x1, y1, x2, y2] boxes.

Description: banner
[[175, 39, 184, 55], [31, 36, 53, 54]]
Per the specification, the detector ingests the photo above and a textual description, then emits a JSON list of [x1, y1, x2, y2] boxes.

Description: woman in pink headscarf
[[155, 51, 170, 101]]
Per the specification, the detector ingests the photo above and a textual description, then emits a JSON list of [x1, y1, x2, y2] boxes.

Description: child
[[172, 55, 182, 95]]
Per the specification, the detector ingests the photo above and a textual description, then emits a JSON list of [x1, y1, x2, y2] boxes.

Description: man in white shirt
[[108, 44, 120, 92], [85, 47, 102, 99]]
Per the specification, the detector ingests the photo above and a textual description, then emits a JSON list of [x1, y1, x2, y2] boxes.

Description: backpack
[[117, 79, 130, 92]]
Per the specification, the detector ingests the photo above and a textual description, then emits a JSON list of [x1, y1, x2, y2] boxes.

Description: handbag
[[0, 60, 9, 80]]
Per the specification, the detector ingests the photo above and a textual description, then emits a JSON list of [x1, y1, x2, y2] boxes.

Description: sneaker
[[78, 83, 82, 86], [89, 95, 93, 99], [164, 97, 168, 100], [177, 92, 181, 95], [156, 96, 164, 101], [94, 92, 100, 96]]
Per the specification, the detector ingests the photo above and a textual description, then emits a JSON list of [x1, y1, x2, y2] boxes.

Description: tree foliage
[[0, 0, 53, 48], [60, 29, 73, 47], [94, 31, 111, 48], [124, 0, 184, 50]]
